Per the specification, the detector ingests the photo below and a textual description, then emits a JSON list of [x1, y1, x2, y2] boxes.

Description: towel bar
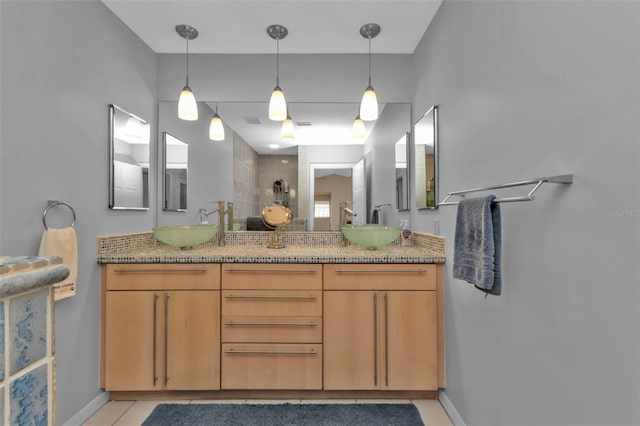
[[43, 200, 76, 229], [439, 174, 573, 206]]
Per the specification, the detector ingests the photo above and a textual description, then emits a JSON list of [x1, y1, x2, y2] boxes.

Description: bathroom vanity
[[97, 231, 445, 399]]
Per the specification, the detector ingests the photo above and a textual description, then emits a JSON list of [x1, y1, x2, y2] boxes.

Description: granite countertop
[[96, 231, 446, 264], [0, 256, 70, 298]]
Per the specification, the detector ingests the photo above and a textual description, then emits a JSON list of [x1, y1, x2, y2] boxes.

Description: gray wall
[[411, 1, 640, 425], [0, 1, 157, 424], [157, 53, 412, 103]]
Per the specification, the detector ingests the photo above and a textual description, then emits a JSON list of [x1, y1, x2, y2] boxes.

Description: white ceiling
[[104, 0, 441, 154], [101, 0, 443, 54]]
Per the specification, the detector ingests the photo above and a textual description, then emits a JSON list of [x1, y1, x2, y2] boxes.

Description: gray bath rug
[[142, 403, 425, 426]]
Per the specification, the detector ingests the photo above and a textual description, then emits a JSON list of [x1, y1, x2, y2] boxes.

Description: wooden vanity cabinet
[[101, 264, 220, 391], [220, 263, 323, 390], [323, 264, 440, 391]]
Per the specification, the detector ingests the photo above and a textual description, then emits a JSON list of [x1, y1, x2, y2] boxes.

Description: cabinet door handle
[[225, 321, 317, 327], [152, 293, 159, 387], [373, 292, 378, 387], [113, 268, 208, 273], [224, 348, 317, 355], [384, 292, 389, 388], [334, 269, 427, 274], [224, 268, 318, 273], [224, 295, 317, 300], [163, 292, 170, 387]]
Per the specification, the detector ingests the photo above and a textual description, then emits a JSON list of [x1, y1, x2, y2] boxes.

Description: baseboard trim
[[439, 389, 466, 426], [61, 391, 110, 426]]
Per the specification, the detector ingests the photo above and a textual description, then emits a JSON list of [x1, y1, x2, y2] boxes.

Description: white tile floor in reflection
[[84, 398, 453, 426]]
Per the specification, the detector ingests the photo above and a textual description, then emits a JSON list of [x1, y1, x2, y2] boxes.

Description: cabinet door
[[383, 291, 438, 390], [104, 291, 161, 391], [323, 291, 379, 390], [164, 291, 220, 390]]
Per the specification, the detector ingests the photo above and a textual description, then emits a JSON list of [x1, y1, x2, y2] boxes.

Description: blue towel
[[453, 195, 502, 295]]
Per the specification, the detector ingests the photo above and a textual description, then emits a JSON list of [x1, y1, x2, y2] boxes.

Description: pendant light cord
[[185, 37, 190, 86], [276, 37, 280, 86], [368, 36, 372, 86]]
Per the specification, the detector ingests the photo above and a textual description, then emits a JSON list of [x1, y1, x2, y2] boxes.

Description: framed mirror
[[108, 104, 150, 210], [162, 132, 188, 211], [414, 105, 438, 209], [395, 132, 410, 211]]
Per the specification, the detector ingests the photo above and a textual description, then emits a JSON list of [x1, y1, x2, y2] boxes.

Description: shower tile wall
[[233, 134, 299, 219], [258, 155, 298, 218], [233, 134, 260, 218]]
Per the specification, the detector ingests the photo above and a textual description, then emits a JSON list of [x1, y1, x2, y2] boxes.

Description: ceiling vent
[[296, 121, 312, 126], [243, 116, 261, 125]]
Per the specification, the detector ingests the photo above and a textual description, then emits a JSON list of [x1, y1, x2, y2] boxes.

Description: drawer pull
[[224, 348, 317, 355], [113, 268, 208, 273], [225, 321, 317, 327], [224, 268, 318, 273], [334, 269, 427, 274], [224, 295, 317, 300]]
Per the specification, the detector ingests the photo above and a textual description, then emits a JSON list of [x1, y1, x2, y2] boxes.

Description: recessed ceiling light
[[269, 144, 280, 149]]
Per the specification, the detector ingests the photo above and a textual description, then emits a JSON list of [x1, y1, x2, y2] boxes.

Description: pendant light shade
[[352, 115, 366, 140], [359, 23, 380, 121], [359, 86, 378, 121], [178, 85, 198, 121], [269, 86, 287, 121], [267, 25, 288, 121], [281, 114, 295, 141], [209, 103, 225, 141], [209, 114, 225, 141], [176, 25, 199, 121]]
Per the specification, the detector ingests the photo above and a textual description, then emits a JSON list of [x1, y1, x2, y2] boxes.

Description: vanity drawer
[[221, 290, 322, 316], [323, 264, 436, 291], [105, 264, 220, 290], [221, 263, 322, 290], [221, 343, 322, 390], [222, 316, 322, 343]]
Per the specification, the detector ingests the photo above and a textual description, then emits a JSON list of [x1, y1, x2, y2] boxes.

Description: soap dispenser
[[400, 219, 412, 246]]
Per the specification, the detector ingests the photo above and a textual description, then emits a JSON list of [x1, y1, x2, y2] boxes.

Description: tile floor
[[84, 398, 453, 425]]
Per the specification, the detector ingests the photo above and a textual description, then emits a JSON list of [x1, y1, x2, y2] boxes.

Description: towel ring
[[43, 201, 76, 230]]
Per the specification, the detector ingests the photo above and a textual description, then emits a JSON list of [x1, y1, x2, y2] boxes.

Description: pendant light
[[352, 115, 366, 140], [267, 25, 288, 121], [281, 113, 295, 141], [209, 103, 225, 141], [359, 23, 380, 121], [176, 25, 199, 121]]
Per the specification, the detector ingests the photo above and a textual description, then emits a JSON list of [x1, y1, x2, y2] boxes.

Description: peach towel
[[38, 227, 77, 300]]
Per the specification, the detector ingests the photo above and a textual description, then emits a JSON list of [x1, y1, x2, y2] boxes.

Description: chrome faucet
[[199, 200, 226, 246], [339, 201, 357, 246], [371, 203, 392, 224], [226, 201, 234, 231]]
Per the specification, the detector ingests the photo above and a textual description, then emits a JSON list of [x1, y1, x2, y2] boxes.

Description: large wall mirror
[[157, 101, 410, 229], [162, 132, 188, 211], [414, 105, 438, 209], [109, 104, 150, 210], [395, 132, 410, 210]]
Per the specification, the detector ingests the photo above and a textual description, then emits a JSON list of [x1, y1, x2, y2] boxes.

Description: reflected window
[[314, 202, 331, 218]]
